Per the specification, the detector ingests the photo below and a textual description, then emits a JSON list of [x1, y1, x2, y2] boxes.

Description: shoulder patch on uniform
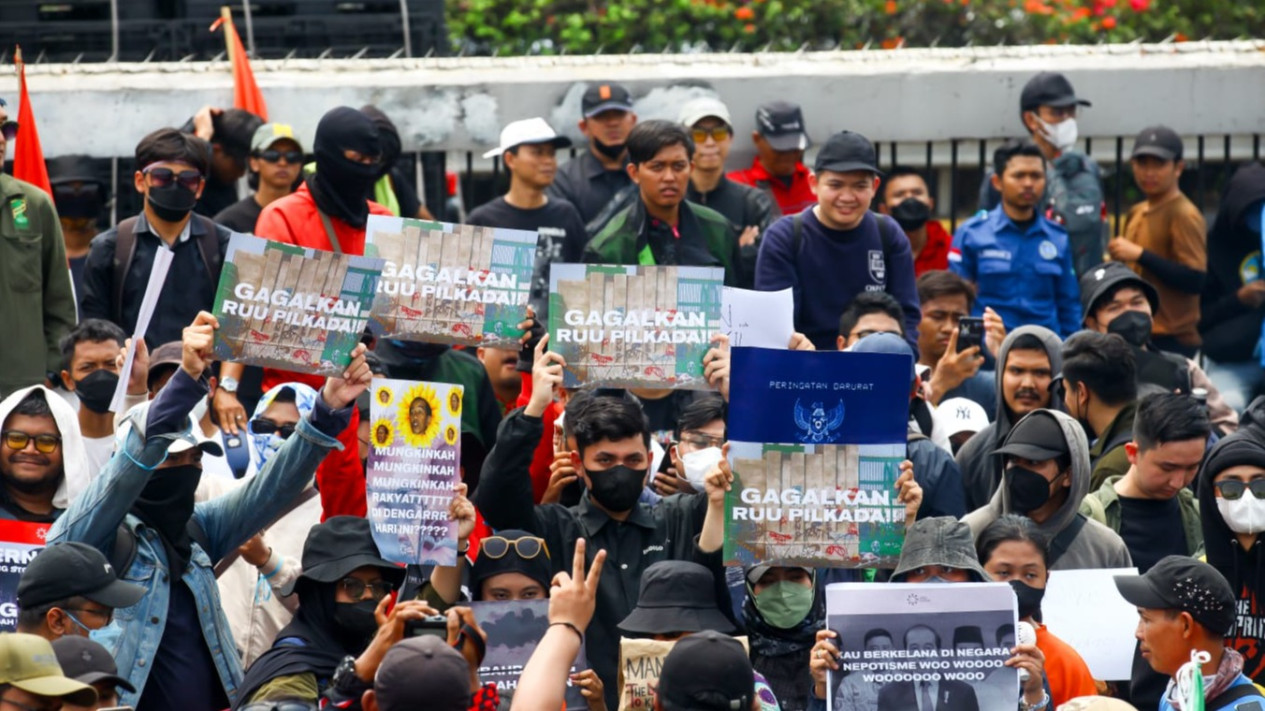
[[1038, 240, 1058, 260]]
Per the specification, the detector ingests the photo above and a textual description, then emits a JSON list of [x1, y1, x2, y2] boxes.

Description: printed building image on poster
[[825, 582, 1018, 711], [366, 377, 462, 567], [0, 521, 50, 632], [724, 348, 913, 569], [547, 263, 723, 390], [472, 600, 589, 709], [211, 233, 384, 376], [365, 215, 535, 348]]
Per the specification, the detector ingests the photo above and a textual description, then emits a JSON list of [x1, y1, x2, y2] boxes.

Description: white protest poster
[[720, 286, 793, 349], [825, 582, 1017, 711], [109, 245, 174, 412], [1041, 567, 1139, 681]]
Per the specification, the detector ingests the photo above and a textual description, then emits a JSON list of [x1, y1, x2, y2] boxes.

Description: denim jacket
[[48, 368, 348, 707]]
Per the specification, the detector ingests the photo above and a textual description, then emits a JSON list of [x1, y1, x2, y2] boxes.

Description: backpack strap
[[791, 211, 805, 256], [191, 215, 223, 281], [107, 523, 138, 577], [1208, 683, 1265, 710], [111, 217, 141, 327], [1090, 431, 1134, 468], [1047, 512, 1089, 568]]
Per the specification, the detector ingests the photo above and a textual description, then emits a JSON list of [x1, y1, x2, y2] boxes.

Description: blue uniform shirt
[[949, 206, 1082, 337]]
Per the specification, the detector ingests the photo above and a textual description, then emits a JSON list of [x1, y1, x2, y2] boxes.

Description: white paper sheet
[[1041, 567, 1140, 681], [720, 286, 793, 349], [109, 245, 175, 413]]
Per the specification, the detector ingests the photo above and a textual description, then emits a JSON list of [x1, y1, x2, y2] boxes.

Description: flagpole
[[398, 0, 412, 58], [109, 0, 120, 61], [241, 0, 256, 58]]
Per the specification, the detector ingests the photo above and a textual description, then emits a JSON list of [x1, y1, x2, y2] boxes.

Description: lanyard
[[317, 210, 343, 254]]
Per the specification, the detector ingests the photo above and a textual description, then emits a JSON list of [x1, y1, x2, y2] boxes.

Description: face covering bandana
[[1007, 465, 1058, 514], [890, 198, 931, 232], [1217, 496, 1265, 535], [147, 183, 198, 223], [681, 446, 723, 490], [753, 580, 815, 629], [310, 106, 382, 229], [249, 383, 318, 473], [74, 369, 119, 414], [1107, 309, 1153, 348], [587, 464, 646, 513], [592, 137, 626, 160], [1009, 580, 1046, 619], [131, 463, 202, 570], [1037, 117, 1079, 152], [334, 599, 380, 647]]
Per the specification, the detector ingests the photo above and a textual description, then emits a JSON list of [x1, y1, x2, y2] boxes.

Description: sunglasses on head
[[0, 121, 16, 142], [249, 418, 296, 439], [690, 126, 730, 144], [1215, 479, 1265, 501], [2, 430, 61, 454], [143, 165, 203, 191], [257, 149, 303, 165], [480, 536, 549, 561]]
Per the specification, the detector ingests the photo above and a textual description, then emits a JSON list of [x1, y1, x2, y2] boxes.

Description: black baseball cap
[[373, 636, 470, 711], [1131, 125, 1184, 162], [657, 630, 754, 711], [581, 82, 634, 118], [992, 411, 1069, 462], [814, 130, 882, 177], [1079, 261, 1160, 324], [17, 542, 145, 610], [1020, 72, 1092, 112], [1115, 555, 1236, 635], [755, 101, 811, 152], [51, 636, 136, 694]]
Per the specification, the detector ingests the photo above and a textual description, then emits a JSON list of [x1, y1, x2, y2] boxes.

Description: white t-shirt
[[83, 435, 115, 479]]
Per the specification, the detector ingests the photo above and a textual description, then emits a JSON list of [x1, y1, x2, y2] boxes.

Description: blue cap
[[849, 332, 916, 385]]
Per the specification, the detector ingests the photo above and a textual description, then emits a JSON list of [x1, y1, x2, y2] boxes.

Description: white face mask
[[681, 446, 724, 490], [1216, 495, 1265, 534], [1037, 117, 1079, 152]]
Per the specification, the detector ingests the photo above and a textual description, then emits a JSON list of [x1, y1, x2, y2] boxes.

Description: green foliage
[[444, 0, 1265, 56]]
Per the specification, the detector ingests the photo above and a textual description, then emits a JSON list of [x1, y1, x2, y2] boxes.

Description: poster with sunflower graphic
[[366, 377, 464, 566], [365, 216, 536, 348]]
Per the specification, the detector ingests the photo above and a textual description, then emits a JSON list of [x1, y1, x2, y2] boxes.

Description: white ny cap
[[482, 118, 572, 159], [934, 398, 990, 438]]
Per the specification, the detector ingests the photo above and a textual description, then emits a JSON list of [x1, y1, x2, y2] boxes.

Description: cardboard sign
[[616, 636, 748, 711], [472, 600, 589, 709], [1041, 567, 1139, 681], [547, 263, 724, 389], [0, 521, 51, 632], [211, 233, 384, 375], [365, 216, 535, 348], [365, 377, 462, 566]]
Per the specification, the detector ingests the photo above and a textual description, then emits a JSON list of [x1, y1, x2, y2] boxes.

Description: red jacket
[[728, 158, 816, 216], [914, 220, 952, 276]]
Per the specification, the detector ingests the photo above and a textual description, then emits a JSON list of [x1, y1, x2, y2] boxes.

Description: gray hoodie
[[963, 409, 1132, 571], [956, 325, 1065, 511]]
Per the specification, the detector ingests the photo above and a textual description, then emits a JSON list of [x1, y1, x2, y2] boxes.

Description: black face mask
[[131, 463, 202, 569], [147, 183, 198, 223], [587, 464, 646, 513], [333, 599, 380, 650], [1006, 465, 1057, 514], [1009, 580, 1046, 620], [592, 138, 626, 161], [890, 198, 931, 232], [1106, 310, 1153, 347], [74, 369, 119, 414]]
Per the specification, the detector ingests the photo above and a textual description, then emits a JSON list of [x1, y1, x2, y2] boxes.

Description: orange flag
[[12, 46, 51, 197], [210, 7, 268, 120]]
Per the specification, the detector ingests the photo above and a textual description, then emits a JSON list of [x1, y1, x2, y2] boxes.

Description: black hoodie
[[1200, 162, 1265, 362]]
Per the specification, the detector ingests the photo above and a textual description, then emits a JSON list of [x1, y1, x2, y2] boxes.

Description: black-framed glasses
[[249, 418, 296, 440], [1, 430, 62, 454], [690, 126, 730, 144], [0, 121, 16, 142], [143, 165, 203, 191], [481, 536, 549, 561], [1215, 479, 1265, 501], [257, 149, 303, 164], [338, 577, 394, 600]]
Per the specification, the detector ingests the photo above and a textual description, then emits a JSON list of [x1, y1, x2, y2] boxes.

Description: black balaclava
[[131, 462, 201, 572], [310, 106, 382, 229], [360, 105, 401, 181]]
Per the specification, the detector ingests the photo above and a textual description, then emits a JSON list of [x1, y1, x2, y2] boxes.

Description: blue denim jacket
[[48, 369, 348, 707]]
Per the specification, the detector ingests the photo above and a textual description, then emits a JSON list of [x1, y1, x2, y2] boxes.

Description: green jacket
[[0, 174, 75, 398], [1088, 401, 1137, 492], [583, 198, 743, 286], [1080, 475, 1203, 556]]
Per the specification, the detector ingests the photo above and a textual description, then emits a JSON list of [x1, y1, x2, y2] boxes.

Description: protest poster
[[547, 264, 724, 390], [0, 521, 50, 632], [617, 636, 749, 711], [365, 377, 462, 566], [211, 233, 384, 376], [720, 286, 793, 349], [472, 600, 589, 709], [825, 582, 1017, 711], [365, 215, 535, 348], [723, 348, 912, 569], [1041, 567, 1139, 680]]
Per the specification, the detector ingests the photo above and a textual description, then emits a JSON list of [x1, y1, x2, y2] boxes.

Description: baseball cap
[[755, 101, 810, 152], [481, 117, 572, 159], [657, 631, 754, 711], [51, 636, 136, 694], [618, 561, 736, 636], [934, 398, 989, 438], [146, 341, 184, 391], [1020, 72, 1092, 112], [1130, 125, 1183, 162], [1114, 555, 1236, 635], [814, 130, 882, 177], [678, 97, 732, 130], [847, 332, 914, 385], [0, 633, 98, 706], [373, 636, 469, 711], [17, 542, 145, 610], [992, 411, 1069, 462], [1078, 261, 1159, 324], [115, 400, 224, 457], [250, 123, 301, 154], [581, 82, 634, 118]]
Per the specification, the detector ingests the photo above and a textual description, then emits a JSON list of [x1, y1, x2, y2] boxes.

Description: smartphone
[[957, 317, 984, 353], [404, 614, 449, 638]]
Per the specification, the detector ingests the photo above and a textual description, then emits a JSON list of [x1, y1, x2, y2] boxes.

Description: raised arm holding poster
[[825, 582, 1017, 711], [211, 233, 384, 376], [724, 348, 912, 569], [365, 215, 535, 348], [365, 377, 462, 566], [547, 263, 724, 389], [472, 600, 589, 709]]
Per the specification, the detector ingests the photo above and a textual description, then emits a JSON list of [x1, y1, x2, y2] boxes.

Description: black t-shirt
[[136, 579, 230, 711], [1117, 495, 1188, 573], [467, 196, 590, 315], [213, 196, 263, 234], [196, 178, 239, 219]]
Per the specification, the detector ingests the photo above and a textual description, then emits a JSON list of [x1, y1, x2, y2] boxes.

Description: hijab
[[470, 529, 553, 601], [309, 106, 381, 228], [249, 383, 318, 475]]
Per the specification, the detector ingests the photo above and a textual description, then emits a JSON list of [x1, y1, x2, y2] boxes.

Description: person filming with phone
[[915, 270, 1007, 416]]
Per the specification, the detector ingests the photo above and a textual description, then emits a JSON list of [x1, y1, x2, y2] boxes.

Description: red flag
[[12, 47, 51, 197], [210, 8, 268, 120]]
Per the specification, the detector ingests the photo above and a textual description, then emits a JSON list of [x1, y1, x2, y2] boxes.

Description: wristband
[[1020, 692, 1050, 711], [457, 540, 470, 555], [258, 549, 282, 579], [550, 621, 584, 642]]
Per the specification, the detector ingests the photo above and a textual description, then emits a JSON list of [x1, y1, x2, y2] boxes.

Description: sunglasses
[[143, 165, 203, 191], [691, 126, 730, 144], [257, 149, 303, 164], [1215, 479, 1265, 501], [480, 536, 549, 561], [338, 577, 394, 600], [2, 430, 61, 454], [0, 121, 16, 142], [249, 418, 296, 439]]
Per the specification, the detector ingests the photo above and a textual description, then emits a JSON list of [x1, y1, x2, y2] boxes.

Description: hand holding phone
[[957, 317, 984, 353]]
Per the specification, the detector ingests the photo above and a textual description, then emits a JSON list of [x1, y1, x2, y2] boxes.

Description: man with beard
[[1080, 260, 1238, 434], [548, 81, 637, 225], [956, 326, 1063, 511], [213, 123, 304, 234], [47, 311, 370, 710], [0, 384, 94, 521], [360, 105, 434, 220], [58, 319, 149, 477]]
